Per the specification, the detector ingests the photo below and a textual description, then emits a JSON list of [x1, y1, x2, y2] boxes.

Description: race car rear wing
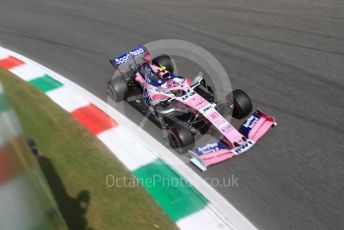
[[190, 109, 277, 171], [109, 45, 150, 69]]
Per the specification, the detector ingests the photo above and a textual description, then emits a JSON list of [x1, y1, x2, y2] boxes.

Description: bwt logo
[[234, 140, 254, 154], [202, 105, 212, 113], [115, 48, 145, 65], [243, 115, 259, 129]]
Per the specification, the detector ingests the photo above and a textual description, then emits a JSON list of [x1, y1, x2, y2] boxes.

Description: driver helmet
[[157, 66, 170, 79]]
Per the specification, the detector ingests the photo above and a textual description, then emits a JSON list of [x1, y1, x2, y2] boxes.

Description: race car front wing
[[190, 109, 277, 171]]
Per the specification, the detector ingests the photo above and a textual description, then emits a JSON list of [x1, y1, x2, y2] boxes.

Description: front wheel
[[228, 89, 252, 119], [167, 125, 194, 154]]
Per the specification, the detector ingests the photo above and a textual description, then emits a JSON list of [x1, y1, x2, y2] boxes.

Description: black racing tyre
[[152, 54, 174, 73], [167, 125, 194, 153], [230, 89, 252, 119], [108, 76, 128, 102]]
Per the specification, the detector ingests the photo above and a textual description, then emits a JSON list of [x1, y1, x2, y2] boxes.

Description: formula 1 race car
[[107, 46, 277, 171]]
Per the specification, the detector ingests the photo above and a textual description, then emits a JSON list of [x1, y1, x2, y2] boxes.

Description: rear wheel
[[108, 76, 128, 102], [152, 54, 174, 73], [229, 89, 252, 119], [167, 125, 194, 153]]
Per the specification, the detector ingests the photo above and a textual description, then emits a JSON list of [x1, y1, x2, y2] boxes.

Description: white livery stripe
[[97, 126, 157, 171]]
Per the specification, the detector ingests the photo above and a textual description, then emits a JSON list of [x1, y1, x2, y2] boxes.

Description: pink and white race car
[[108, 46, 277, 171]]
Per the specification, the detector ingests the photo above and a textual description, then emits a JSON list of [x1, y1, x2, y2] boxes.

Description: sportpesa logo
[[114, 47, 145, 65], [196, 143, 225, 155]]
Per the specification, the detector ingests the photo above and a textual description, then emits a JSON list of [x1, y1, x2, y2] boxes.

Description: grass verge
[[0, 68, 176, 230]]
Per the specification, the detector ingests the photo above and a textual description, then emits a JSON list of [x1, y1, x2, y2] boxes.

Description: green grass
[[0, 68, 177, 230]]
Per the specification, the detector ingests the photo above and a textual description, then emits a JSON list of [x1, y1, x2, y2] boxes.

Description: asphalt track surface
[[1, 0, 344, 229]]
